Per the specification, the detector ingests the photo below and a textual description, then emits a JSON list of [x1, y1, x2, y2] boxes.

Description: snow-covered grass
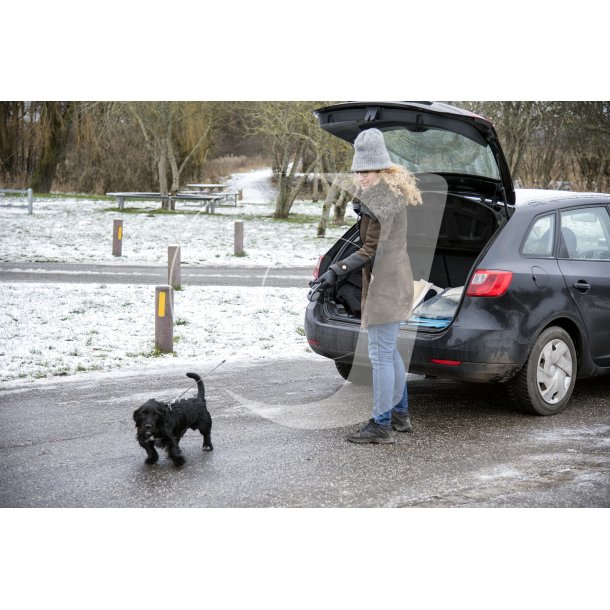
[[0, 168, 356, 268], [0, 168, 351, 383], [0, 282, 315, 383]]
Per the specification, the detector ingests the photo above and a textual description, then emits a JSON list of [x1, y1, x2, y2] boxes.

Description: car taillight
[[466, 269, 513, 297], [312, 255, 324, 281]]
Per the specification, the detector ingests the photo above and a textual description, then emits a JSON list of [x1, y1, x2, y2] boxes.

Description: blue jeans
[[367, 322, 408, 427]]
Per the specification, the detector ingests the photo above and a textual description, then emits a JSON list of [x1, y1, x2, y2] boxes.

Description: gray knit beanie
[[351, 128, 392, 172]]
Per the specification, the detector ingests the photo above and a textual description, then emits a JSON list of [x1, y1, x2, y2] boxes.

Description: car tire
[[335, 361, 373, 385], [506, 326, 577, 415]]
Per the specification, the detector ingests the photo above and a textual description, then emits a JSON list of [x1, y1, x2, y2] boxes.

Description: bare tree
[[126, 102, 214, 208], [315, 127, 353, 235], [0, 102, 26, 183], [566, 102, 610, 191], [317, 173, 352, 236], [244, 101, 331, 218], [6, 100, 610, 200], [29, 102, 76, 193], [463, 101, 547, 183], [515, 103, 571, 188]]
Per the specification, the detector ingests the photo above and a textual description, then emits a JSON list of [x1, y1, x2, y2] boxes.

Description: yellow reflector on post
[[118, 226, 123, 240], [158, 291, 166, 318]]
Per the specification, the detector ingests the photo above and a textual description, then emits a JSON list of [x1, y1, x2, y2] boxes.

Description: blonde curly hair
[[380, 164, 422, 206]]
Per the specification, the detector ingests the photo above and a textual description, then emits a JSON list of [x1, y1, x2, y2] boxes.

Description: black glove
[[307, 269, 337, 302], [314, 269, 338, 290]]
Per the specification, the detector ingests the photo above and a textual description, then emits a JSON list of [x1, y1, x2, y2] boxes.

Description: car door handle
[[573, 280, 591, 292]]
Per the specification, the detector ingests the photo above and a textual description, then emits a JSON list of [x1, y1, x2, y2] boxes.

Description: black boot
[[391, 411, 413, 433], [346, 419, 395, 444]]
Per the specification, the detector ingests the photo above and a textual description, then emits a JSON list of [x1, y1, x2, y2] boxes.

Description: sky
[[4, 3, 609, 101]]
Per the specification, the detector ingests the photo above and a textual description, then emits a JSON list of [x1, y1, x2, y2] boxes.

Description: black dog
[[133, 372, 213, 466]]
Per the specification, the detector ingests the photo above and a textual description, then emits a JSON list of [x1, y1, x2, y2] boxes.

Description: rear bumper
[[408, 360, 521, 383], [305, 301, 525, 383]]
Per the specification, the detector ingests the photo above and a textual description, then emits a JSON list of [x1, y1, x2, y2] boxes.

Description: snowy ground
[[0, 168, 355, 268], [0, 283, 314, 383], [0, 169, 354, 383]]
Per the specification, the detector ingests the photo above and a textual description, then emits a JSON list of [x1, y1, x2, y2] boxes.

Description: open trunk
[[325, 189, 509, 330], [312, 101, 517, 331]]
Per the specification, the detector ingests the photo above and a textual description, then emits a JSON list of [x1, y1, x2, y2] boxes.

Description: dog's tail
[[186, 372, 205, 400]]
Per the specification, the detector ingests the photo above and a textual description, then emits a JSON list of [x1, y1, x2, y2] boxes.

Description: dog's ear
[[133, 408, 141, 425]]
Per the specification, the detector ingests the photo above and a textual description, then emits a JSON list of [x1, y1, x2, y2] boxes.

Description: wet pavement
[[1, 358, 608, 507], [0, 262, 312, 288]]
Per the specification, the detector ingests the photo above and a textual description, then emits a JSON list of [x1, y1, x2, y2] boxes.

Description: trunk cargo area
[[327, 191, 506, 330]]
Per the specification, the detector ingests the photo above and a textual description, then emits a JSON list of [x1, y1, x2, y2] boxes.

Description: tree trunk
[[274, 175, 293, 219], [0, 102, 22, 178], [594, 151, 608, 192], [158, 143, 174, 210], [333, 189, 348, 224], [317, 176, 341, 236], [312, 172, 319, 202], [30, 102, 75, 193], [167, 135, 181, 194], [274, 145, 317, 219], [273, 142, 299, 218], [317, 200, 332, 237], [511, 109, 532, 181]]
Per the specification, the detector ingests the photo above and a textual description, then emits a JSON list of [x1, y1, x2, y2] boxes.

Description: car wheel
[[334, 360, 373, 385], [507, 326, 577, 415]]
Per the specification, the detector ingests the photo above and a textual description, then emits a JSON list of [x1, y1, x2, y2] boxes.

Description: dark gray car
[[304, 102, 610, 415]]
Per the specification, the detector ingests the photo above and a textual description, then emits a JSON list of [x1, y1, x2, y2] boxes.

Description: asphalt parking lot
[[1, 357, 608, 508]]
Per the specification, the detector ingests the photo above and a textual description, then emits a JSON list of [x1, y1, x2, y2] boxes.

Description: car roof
[[515, 189, 610, 211]]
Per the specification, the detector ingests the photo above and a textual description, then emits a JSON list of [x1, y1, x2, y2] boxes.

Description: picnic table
[[106, 192, 225, 213], [186, 183, 228, 191], [185, 183, 239, 205]]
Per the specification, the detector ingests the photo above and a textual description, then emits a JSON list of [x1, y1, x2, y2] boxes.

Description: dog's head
[[133, 400, 170, 440]]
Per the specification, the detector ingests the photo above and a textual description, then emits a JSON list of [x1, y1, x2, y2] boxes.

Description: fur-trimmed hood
[[354, 180, 407, 222]]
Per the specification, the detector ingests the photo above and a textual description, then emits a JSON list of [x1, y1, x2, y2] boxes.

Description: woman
[[315, 128, 422, 443]]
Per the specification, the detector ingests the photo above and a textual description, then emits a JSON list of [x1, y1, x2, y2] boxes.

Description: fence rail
[[0, 188, 33, 214]]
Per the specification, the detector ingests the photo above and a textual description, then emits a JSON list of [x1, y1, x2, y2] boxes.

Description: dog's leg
[[140, 440, 159, 465], [166, 437, 186, 466], [200, 422, 213, 452]]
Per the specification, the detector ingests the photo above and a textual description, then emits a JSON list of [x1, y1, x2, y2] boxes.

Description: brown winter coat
[[332, 180, 414, 328]]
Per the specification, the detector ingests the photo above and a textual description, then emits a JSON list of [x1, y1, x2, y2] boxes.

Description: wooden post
[[234, 221, 244, 256], [27, 188, 33, 215], [168, 245, 181, 290], [112, 219, 123, 256], [155, 285, 174, 353]]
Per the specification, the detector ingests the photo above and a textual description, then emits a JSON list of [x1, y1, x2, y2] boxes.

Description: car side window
[[560, 207, 610, 260], [521, 214, 555, 257]]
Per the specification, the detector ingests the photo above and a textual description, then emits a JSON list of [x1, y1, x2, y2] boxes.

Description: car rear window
[[382, 127, 501, 180], [522, 214, 555, 257]]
